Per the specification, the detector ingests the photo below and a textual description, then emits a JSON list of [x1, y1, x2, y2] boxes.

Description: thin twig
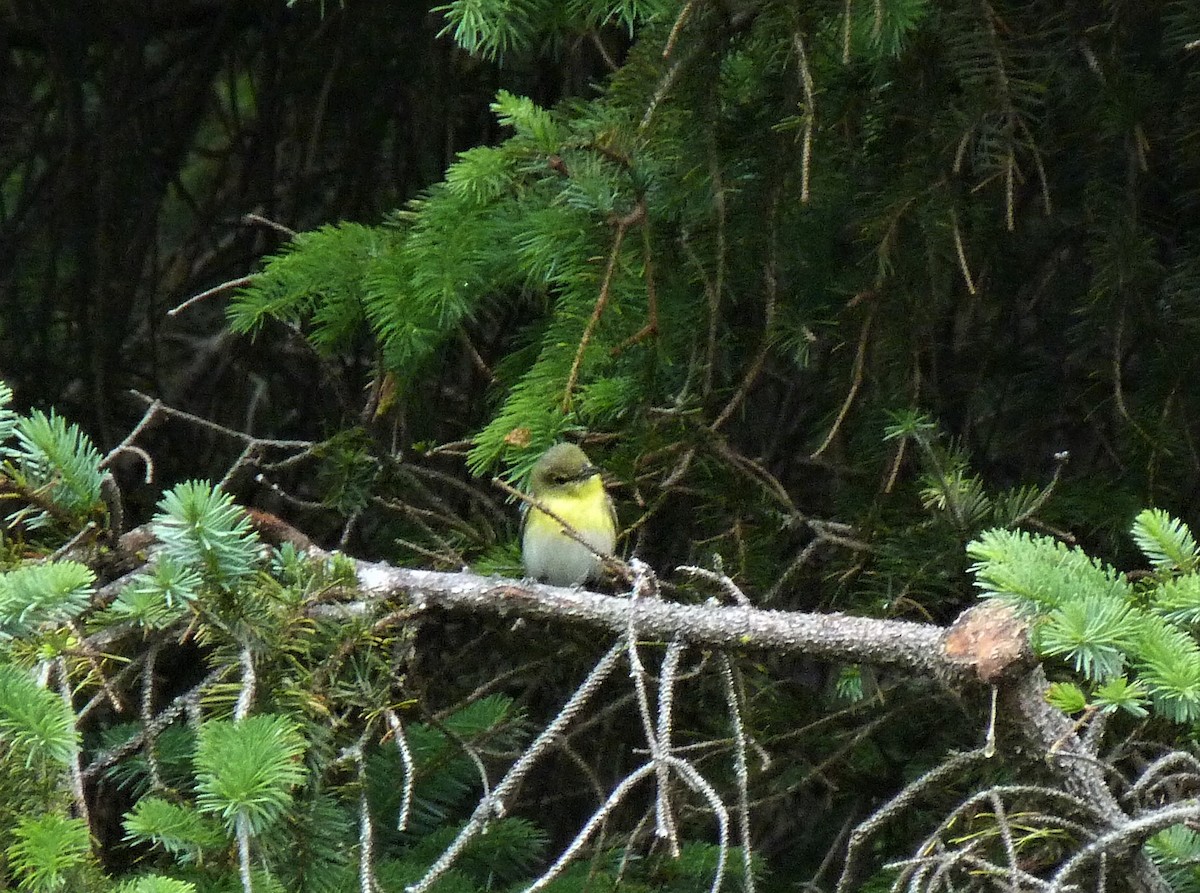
[[589, 30, 619, 71], [128, 390, 312, 449], [563, 202, 645, 413], [793, 31, 815, 204], [842, 0, 853, 62], [836, 748, 992, 893], [168, 275, 254, 317], [640, 58, 687, 132], [663, 0, 697, 59], [720, 655, 755, 893], [711, 182, 780, 430], [407, 642, 628, 893], [241, 212, 297, 238], [610, 221, 660, 355], [811, 306, 874, 458], [951, 210, 978, 295]]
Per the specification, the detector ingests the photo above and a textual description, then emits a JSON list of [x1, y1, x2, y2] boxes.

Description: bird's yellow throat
[[526, 474, 613, 539]]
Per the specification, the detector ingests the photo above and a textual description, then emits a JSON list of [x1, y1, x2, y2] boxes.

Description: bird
[[521, 442, 617, 586]]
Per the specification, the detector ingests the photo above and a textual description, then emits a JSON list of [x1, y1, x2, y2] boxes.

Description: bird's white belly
[[523, 526, 607, 586]]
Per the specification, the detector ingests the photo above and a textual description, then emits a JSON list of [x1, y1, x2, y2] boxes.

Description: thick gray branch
[[340, 560, 978, 685]]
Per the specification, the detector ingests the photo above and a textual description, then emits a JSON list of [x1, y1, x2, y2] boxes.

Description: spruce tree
[[4, 0, 1200, 891]]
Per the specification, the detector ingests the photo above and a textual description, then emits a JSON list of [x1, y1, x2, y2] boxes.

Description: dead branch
[[313, 553, 1031, 689]]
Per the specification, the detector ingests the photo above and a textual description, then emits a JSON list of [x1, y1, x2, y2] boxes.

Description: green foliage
[[369, 695, 524, 839], [0, 561, 94, 638], [102, 723, 197, 796], [847, 0, 929, 58], [1131, 614, 1200, 723], [1091, 676, 1149, 718], [1, 409, 105, 534], [834, 665, 866, 703], [104, 556, 203, 629], [568, 0, 676, 35], [434, 0, 546, 61], [1150, 573, 1200, 627], [0, 663, 78, 766], [6, 813, 93, 892], [11, 0, 1200, 883], [1036, 596, 1135, 680], [885, 413, 1061, 535], [194, 714, 308, 836], [123, 798, 228, 863], [408, 818, 548, 884], [112, 878, 197, 893], [968, 529, 1129, 612], [1044, 681, 1087, 714], [227, 223, 385, 354], [267, 789, 353, 893], [311, 431, 379, 515], [969, 511, 1200, 722], [434, 0, 670, 61], [490, 89, 564, 151], [1133, 508, 1200, 574], [1146, 825, 1200, 893], [152, 481, 261, 589], [0, 381, 19, 447], [652, 841, 757, 892]]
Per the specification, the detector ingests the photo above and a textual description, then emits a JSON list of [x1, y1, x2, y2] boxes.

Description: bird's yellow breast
[[522, 475, 616, 585], [527, 475, 614, 537]]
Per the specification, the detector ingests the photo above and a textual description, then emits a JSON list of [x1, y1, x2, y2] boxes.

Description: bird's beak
[[576, 464, 600, 481]]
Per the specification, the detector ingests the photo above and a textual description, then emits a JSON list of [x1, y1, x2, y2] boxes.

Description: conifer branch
[[562, 200, 646, 413], [663, 1, 696, 60], [711, 184, 780, 430], [792, 31, 815, 204], [332, 557, 1008, 685], [610, 221, 659, 356], [704, 131, 727, 401], [811, 305, 874, 458], [406, 641, 627, 893], [327, 554, 1190, 888]]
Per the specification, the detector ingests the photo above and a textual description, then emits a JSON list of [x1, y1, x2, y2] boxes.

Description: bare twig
[[811, 306, 874, 458], [792, 32, 816, 204], [241, 212, 297, 239], [168, 275, 254, 317], [406, 642, 627, 893], [711, 180, 781, 430], [663, 0, 697, 59]]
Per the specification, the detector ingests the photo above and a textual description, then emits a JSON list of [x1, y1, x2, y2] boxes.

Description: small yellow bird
[[522, 443, 617, 586]]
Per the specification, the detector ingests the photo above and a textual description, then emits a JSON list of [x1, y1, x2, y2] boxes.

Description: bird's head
[[530, 443, 600, 496]]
